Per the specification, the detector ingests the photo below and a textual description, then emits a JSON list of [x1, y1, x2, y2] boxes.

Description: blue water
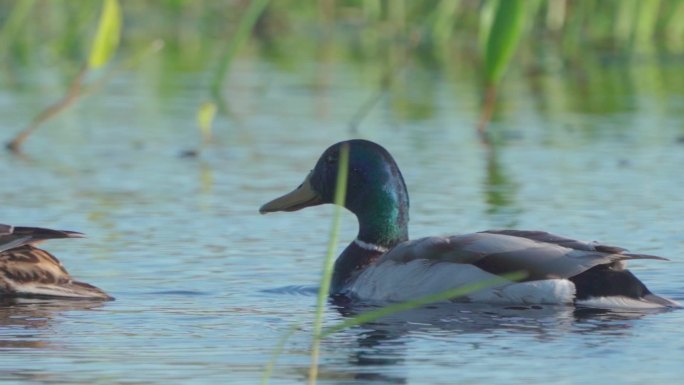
[[2, 60, 684, 384]]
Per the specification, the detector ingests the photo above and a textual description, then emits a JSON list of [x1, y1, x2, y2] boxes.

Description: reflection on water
[[483, 144, 520, 228], [316, 301, 670, 385], [336, 300, 664, 339], [0, 298, 104, 349]]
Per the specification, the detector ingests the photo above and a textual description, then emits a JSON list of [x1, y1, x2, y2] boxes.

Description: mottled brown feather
[[0, 246, 71, 287], [0, 224, 111, 300]]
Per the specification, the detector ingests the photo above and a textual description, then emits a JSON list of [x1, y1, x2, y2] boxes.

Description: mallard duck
[[260, 139, 679, 308], [0, 224, 112, 300]]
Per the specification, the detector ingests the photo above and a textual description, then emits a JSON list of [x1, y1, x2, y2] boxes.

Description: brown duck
[[0, 224, 112, 300]]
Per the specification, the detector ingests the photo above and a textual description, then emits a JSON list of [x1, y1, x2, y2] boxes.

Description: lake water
[[1, 57, 684, 385]]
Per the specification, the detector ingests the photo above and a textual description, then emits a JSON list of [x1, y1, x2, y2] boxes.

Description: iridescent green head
[[260, 139, 410, 247]]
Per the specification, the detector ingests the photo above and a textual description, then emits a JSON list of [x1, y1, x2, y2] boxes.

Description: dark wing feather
[[480, 230, 614, 251], [380, 231, 669, 281], [481, 229, 668, 261], [0, 224, 84, 253]]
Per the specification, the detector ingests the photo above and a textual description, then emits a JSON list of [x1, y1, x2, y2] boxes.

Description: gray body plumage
[[380, 230, 667, 281]]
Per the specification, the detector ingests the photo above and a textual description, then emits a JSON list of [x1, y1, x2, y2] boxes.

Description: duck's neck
[[356, 200, 409, 248], [331, 186, 410, 294], [331, 240, 387, 294]]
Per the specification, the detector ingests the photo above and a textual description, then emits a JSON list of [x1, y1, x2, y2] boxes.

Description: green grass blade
[[665, 0, 684, 52], [197, 101, 217, 145], [478, 0, 497, 54], [634, 0, 661, 52], [614, 0, 638, 48], [88, 0, 122, 69], [260, 324, 301, 385], [362, 0, 382, 21], [431, 0, 461, 43], [545, 0, 567, 31], [321, 271, 528, 337], [210, 0, 271, 103], [308, 143, 350, 385], [483, 0, 525, 86], [0, 0, 36, 53]]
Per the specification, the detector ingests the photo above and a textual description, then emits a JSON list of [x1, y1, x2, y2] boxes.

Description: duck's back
[[343, 230, 678, 308]]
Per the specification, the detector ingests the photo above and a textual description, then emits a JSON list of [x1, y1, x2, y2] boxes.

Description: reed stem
[[307, 143, 349, 385]]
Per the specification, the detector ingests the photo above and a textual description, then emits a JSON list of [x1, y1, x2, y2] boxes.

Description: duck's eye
[[326, 155, 337, 165]]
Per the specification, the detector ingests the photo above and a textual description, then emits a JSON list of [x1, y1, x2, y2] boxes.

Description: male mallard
[[0, 224, 112, 300], [260, 139, 678, 308]]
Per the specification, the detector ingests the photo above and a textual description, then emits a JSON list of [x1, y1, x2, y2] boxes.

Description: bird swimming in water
[[0, 224, 112, 300], [260, 139, 678, 309]]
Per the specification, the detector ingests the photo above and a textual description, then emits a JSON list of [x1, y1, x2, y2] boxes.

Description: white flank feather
[[346, 261, 576, 305]]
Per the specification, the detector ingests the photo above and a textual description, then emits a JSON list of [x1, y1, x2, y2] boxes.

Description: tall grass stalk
[[348, 75, 390, 134], [88, 0, 122, 69], [615, 0, 638, 48], [483, 0, 525, 84], [260, 323, 301, 385], [197, 101, 218, 145], [210, 0, 271, 106], [5, 64, 87, 153], [0, 0, 36, 56], [82, 39, 165, 96], [665, 1, 684, 51], [308, 143, 349, 385], [321, 271, 527, 337], [634, 0, 661, 53], [545, 0, 566, 32], [6, 0, 122, 153], [431, 0, 461, 44], [362, 0, 382, 22], [477, 0, 525, 140]]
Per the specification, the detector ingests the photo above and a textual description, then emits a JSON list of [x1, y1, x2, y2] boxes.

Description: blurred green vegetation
[[0, 0, 683, 125], [2, 1, 682, 65], [5, 0, 124, 152]]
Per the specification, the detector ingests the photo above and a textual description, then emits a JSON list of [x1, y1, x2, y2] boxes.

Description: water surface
[[1, 58, 684, 384]]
